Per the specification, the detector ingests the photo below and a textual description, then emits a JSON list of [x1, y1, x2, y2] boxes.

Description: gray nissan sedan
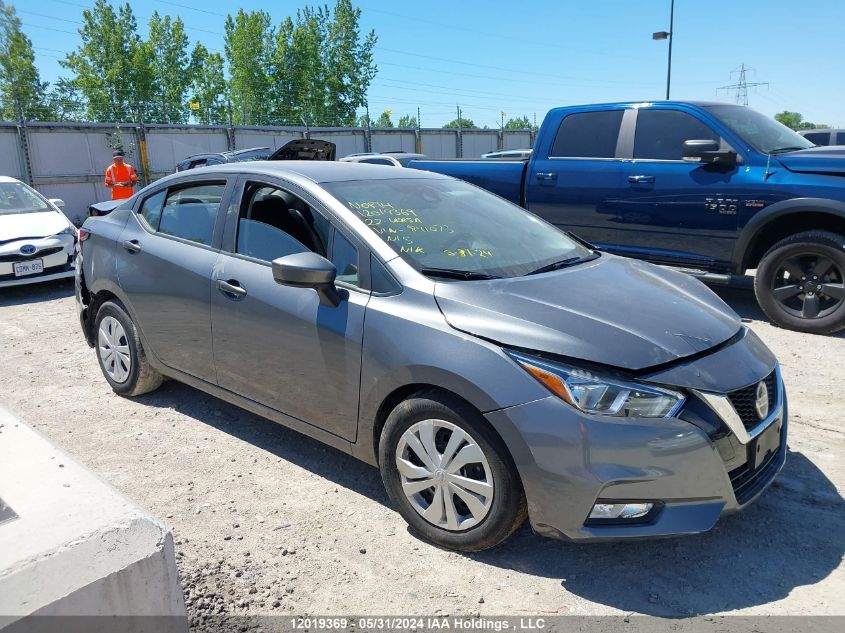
[[75, 161, 786, 551]]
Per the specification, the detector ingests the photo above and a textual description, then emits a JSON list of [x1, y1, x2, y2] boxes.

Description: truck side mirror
[[683, 140, 737, 166]]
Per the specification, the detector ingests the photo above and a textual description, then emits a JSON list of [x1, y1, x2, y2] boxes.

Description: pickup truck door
[[611, 107, 743, 269], [524, 108, 626, 248], [210, 178, 369, 442]]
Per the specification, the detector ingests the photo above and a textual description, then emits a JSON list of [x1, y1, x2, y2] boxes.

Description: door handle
[[122, 239, 141, 253], [216, 279, 247, 300], [535, 172, 558, 181], [628, 175, 655, 184]]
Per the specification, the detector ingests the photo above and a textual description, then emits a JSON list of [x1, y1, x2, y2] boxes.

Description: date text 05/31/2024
[[289, 617, 547, 631]]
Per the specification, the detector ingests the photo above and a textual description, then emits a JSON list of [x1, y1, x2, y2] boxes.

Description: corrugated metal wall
[[0, 122, 535, 225]]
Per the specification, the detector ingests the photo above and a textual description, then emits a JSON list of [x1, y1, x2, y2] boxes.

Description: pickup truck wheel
[[94, 301, 163, 396], [379, 392, 527, 552], [755, 231, 845, 334]]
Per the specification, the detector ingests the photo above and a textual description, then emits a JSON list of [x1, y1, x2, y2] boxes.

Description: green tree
[[504, 115, 531, 129], [774, 110, 829, 131], [188, 43, 227, 125], [0, 1, 54, 120], [375, 109, 393, 127], [225, 9, 274, 125], [397, 114, 417, 128], [147, 12, 190, 123], [62, 0, 155, 122], [356, 112, 370, 127], [47, 78, 86, 121], [443, 117, 477, 129]]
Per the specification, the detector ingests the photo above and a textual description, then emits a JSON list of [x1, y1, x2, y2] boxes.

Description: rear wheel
[[379, 392, 526, 551], [755, 230, 845, 334], [94, 301, 163, 396]]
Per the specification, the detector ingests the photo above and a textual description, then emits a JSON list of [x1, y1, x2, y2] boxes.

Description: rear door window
[[802, 131, 830, 146], [836, 132, 845, 145], [550, 110, 624, 158], [153, 182, 225, 246], [634, 109, 720, 160]]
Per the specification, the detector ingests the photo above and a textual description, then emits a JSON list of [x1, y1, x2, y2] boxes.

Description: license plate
[[753, 417, 782, 469], [13, 259, 44, 277]]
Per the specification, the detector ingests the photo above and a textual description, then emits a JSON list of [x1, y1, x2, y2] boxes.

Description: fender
[[352, 364, 519, 466], [732, 197, 845, 271]]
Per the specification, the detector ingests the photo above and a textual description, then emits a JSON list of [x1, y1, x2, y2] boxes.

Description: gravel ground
[[0, 279, 842, 628]]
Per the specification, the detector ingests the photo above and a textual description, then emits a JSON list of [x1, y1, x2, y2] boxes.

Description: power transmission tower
[[717, 64, 768, 105]]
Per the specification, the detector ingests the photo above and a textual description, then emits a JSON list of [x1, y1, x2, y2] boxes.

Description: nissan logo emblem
[[19, 244, 36, 255], [755, 381, 769, 420]]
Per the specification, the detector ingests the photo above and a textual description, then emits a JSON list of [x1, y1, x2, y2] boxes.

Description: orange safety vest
[[104, 162, 138, 200]]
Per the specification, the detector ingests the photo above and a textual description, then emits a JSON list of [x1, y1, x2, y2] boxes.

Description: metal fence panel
[[234, 128, 303, 152], [146, 127, 228, 175], [308, 130, 367, 157], [504, 132, 532, 150], [0, 127, 24, 179], [369, 131, 416, 153], [461, 131, 500, 158], [420, 130, 458, 159]]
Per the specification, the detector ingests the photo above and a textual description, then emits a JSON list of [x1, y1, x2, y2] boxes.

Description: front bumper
[[0, 235, 76, 288], [486, 355, 787, 542]]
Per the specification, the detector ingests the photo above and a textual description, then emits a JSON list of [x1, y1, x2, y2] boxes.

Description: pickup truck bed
[[408, 158, 527, 205]]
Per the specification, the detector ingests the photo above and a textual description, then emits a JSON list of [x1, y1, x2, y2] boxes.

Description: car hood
[[434, 255, 741, 371], [0, 211, 70, 243], [777, 146, 845, 175]]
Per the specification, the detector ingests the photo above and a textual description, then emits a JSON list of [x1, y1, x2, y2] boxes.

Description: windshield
[[704, 105, 815, 154], [323, 178, 593, 278], [0, 182, 52, 216]]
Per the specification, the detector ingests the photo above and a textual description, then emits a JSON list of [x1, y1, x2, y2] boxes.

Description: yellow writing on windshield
[[444, 248, 494, 258]]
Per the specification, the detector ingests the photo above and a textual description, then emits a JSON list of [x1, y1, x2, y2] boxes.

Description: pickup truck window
[[802, 131, 829, 146], [634, 110, 719, 160], [550, 110, 623, 158], [703, 104, 813, 154], [323, 178, 592, 279]]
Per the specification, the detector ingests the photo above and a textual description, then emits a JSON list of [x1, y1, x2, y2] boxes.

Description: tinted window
[[803, 132, 829, 146], [550, 110, 623, 158], [332, 231, 359, 286], [634, 110, 719, 160], [157, 182, 224, 246], [138, 189, 166, 230], [836, 133, 845, 146], [361, 158, 395, 166]]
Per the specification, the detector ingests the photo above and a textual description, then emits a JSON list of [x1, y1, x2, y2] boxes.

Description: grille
[[729, 441, 782, 505], [727, 371, 777, 430], [0, 247, 64, 263]]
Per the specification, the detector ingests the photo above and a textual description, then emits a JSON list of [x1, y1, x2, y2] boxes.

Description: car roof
[[160, 160, 451, 184], [0, 176, 22, 183]]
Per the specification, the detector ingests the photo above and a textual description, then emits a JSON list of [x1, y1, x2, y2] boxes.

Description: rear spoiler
[[268, 139, 336, 161]]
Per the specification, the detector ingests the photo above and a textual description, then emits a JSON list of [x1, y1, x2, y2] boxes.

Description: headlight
[[507, 351, 685, 418], [56, 225, 78, 238]]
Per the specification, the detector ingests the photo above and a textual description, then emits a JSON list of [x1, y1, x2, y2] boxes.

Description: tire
[[94, 300, 163, 396], [378, 391, 527, 551], [755, 230, 845, 334]]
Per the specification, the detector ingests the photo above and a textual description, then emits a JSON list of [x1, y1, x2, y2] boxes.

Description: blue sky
[[19, 0, 845, 127]]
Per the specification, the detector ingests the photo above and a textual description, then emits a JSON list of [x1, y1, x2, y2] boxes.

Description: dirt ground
[[0, 279, 842, 627]]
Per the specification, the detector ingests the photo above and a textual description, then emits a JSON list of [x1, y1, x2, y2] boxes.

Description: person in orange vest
[[104, 149, 138, 200]]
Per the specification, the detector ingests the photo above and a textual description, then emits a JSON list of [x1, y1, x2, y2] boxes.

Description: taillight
[[78, 229, 90, 241]]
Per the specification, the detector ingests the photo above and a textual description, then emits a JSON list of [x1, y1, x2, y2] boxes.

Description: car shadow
[[471, 449, 843, 616], [138, 381, 841, 617], [0, 278, 74, 307]]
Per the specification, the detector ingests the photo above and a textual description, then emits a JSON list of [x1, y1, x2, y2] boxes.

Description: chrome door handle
[[628, 175, 655, 184], [535, 172, 558, 180], [122, 239, 141, 253], [216, 279, 247, 300]]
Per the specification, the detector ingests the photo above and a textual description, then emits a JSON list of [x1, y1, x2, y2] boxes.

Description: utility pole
[[718, 64, 768, 106], [415, 106, 422, 154], [364, 103, 372, 152]]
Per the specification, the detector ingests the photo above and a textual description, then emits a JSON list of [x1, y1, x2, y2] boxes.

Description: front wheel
[[378, 392, 526, 551], [755, 230, 845, 334]]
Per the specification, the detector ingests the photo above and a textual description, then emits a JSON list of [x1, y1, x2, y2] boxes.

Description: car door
[[525, 108, 627, 248], [210, 177, 370, 441], [611, 107, 743, 269], [115, 178, 231, 383]]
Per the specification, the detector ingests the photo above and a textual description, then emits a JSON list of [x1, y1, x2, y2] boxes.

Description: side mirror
[[682, 140, 737, 165], [271, 252, 341, 307], [49, 198, 66, 209]]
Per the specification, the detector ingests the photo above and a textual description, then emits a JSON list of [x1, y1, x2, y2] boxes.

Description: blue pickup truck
[[409, 101, 845, 334]]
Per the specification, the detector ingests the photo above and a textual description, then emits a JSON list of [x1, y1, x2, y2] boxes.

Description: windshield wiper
[[419, 267, 501, 280], [768, 146, 808, 154], [525, 254, 596, 276]]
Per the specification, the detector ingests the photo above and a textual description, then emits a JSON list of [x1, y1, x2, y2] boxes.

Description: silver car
[[75, 161, 786, 551]]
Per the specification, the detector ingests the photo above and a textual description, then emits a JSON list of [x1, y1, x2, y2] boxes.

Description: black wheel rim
[[772, 252, 845, 320]]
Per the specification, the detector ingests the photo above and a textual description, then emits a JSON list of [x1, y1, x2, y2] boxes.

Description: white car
[[0, 176, 77, 287]]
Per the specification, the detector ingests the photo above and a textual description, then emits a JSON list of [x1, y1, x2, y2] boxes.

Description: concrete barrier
[[0, 405, 187, 632]]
